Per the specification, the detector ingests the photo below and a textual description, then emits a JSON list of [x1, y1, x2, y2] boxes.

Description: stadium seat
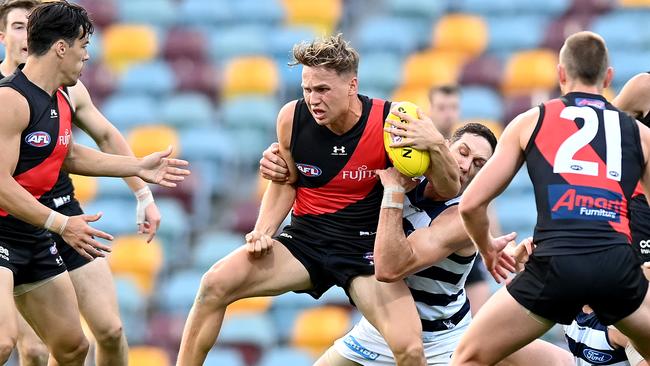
[[114, 276, 148, 344], [487, 16, 549, 52], [609, 51, 650, 91], [208, 26, 271, 61], [455, 0, 569, 16], [69, 174, 98, 205], [258, 347, 314, 366], [127, 125, 180, 158], [156, 269, 203, 312], [319, 286, 352, 306], [503, 94, 535, 124], [222, 57, 279, 99], [592, 11, 650, 52], [269, 27, 317, 59], [384, 0, 446, 19], [291, 306, 351, 357], [457, 120, 504, 138], [102, 93, 158, 130], [76, 0, 118, 28], [618, 0, 650, 7], [391, 86, 431, 112], [102, 24, 158, 72], [355, 16, 423, 56], [220, 313, 277, 349], [118, 61, 177, 96], [160, 93, 214, 128], [501, 49, 558, 96], [232, 0, 284, 25], [460, 86, 504, 121], [163, 28, 208, 61], [226, 297, 273, 317], [221, 96, 279, 131], [357, 52, 403, 96], [542, 14, 594, 51], [459, 55, 503, 89], [433, 14, 488, 58], [191, 230, 242, 271], [79, 62, 117, 104], [170, 59, 219, 98], [494, 191, 537, 237], [83, 198, 135, 235], [567, 0, 615, 15], [154, 198, 191, 266], [108, 235, 164, 295], [282, 0, 342, 35], [402, 50, 464, 89], [128, 346, 170, 366], [178, 0, 230, 25], [204, 348, 246, 366], [87, 28, 103, 63], [117, 0, 176, 26]]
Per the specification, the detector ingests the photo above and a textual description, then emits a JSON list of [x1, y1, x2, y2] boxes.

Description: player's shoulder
[[0, 86, 29, 128]]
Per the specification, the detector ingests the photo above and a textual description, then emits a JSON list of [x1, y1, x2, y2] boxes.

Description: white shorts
[[333, 313, 470, 366]]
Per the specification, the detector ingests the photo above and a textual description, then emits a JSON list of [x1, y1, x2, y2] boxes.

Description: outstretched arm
[[70, 81, 160, 241]]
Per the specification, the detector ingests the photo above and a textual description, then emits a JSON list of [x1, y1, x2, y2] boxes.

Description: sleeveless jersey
[[564, 311, 629, 366], [525, 92, 644, 256], [632, 71, 650, 198], [0, 69, 75, 210], [0, 69, 73, 243], [402, 179, 475, 337], [290, 95, 390, 240]]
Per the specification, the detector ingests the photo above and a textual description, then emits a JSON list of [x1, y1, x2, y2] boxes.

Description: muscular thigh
[[68, 258, 120, 331]]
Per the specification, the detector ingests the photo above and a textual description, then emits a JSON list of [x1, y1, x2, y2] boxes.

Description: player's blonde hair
[[290, 33, 359, 76], [559, 31, 609, 86]]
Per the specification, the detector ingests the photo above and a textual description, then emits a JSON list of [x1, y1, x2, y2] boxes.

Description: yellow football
[[383, 101, 431, 177]]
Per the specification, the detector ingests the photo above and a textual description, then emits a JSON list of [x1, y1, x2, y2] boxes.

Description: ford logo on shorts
[[296, 163, 322, 177], [583, 349, 613, 363], [25, 131, 51, 147]]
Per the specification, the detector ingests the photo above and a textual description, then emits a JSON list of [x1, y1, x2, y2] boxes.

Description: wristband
[[381, 186, 405, 209], [135, 186, 154, 224], [44, 210, 68, 235]]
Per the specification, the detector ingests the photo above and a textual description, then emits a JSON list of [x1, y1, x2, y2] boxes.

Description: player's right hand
[[245, 230, 273, 258], [62, 213, 114, 261], [260, 142, 289, 182], [482, 231, 517, 283]]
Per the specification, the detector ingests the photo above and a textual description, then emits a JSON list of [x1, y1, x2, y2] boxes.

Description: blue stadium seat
[[114, 276, 148, 344], [358, 52, 402, 96], [258, 347, 314, 366], [160, 93, 214, 128], [179, 127, 237, 162], [276, 60, 303, 99], [117, 0, 177, 26], [609, 51, 650, 91], [102, 93, 158, 130], [87, 28, 103, 62], [319, 286, 351, 306], [494, 192, 537, 236], [83, 198, 135, 236], [118, 61, 177, 97], [204, 348, 246, 366], [191, 230, 243, 271], [269, 27, 317, 59], [208, 26, 271, 61], [486, 16, 549, 52], [157, 269, 204, 312], [221, 96, 280, 131], [225, 127, 275, 166], [232, 0, 284, 26], [455, 0, 569, 16], [95, 176, 135, 200], [178, 0, 230, 25], [507, 165, 534, 195], [460, 86, 504, 121], [592, 11, 650, 52], [220, 313, 277, 349], [384, 0, 447, 18], [355, 16, 423, 56], [155, 198, 191, 265]]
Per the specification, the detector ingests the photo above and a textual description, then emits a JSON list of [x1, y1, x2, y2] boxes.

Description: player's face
[[429, 92, 460, 139], [301, 66, 357, 126], [0, 8, 30, 66], [449, 133, 493, 191], [60, 33, 90, 86]]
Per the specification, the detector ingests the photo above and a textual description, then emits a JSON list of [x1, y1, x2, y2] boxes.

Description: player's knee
[[51, 336, 89, 364], [94, 322, 124, 349], [18, 340, 49, 366], [391, 339, 424, 364], [198, 262, 240, 307], [0, 336, 17, 364]]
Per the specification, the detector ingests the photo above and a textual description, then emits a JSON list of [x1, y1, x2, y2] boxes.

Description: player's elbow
[[459, 196, 478, 220], [375, 268, 402, 282]]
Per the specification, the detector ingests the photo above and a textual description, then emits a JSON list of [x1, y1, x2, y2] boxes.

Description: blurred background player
[[452, 31, 650, 365], [0, 1, 163, 365], [177, 34, 461, 366]]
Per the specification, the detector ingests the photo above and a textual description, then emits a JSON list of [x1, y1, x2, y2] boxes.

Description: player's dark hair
[[560, 31, 609, 86], [27, 0, 93, 56], [428, 84, 460, 102], [451, 122, 498, 153], [0, 0, 38, 31]]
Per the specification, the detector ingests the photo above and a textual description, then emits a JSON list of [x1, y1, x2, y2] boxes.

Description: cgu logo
[[25, 131, 51, 147], [296, 163, 322, 177], [582, 349, 612, 364]]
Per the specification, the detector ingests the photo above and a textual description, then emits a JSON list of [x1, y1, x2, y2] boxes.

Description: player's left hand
[[140, 202, 161, 243], [138, 146, 190, 187], [385, 107, 445, 150], [481, 231, 517, 283], [375, 167, 419, 191]]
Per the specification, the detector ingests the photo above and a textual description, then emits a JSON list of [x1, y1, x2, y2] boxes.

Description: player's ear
[[348, 75, 358, 96], [557, 64, 567, 86], [603, 67, 614, 89], [53, 39, 66, 58]]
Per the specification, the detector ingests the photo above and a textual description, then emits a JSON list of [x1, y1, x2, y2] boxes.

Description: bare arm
[[459, 107, 539, 281], [613, 73, 650, 119], [387, 107, 461, 199], [69, 81, 161, 241], [246, 101, 299, 256]]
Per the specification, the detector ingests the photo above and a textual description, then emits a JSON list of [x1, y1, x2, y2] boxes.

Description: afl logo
[[25, 131, 51, 147], [296, 163, 322, 177]]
